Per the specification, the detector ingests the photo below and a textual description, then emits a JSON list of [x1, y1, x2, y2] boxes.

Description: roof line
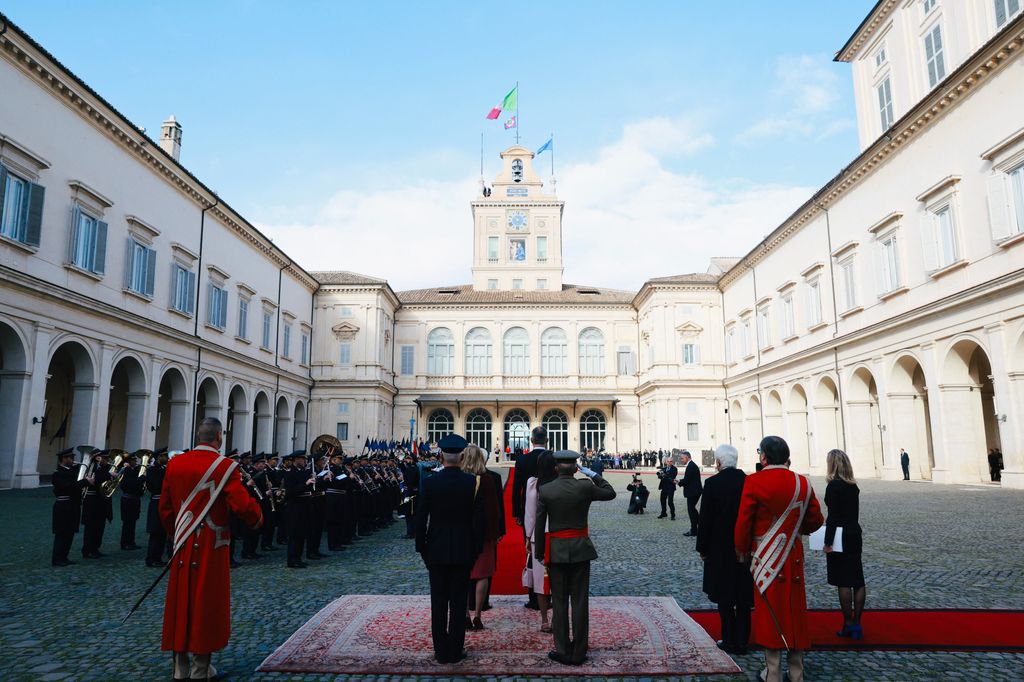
[[834, 0, 887, 62]]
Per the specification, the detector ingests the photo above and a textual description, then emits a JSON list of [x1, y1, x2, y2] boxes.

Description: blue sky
[[4, 1, 877, 290]]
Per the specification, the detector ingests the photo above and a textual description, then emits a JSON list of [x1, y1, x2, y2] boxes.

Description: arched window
[[579, 409, 606, 452], [465, 408, 493, 451], [503, 409, 531, 453], [465, 327, 493, 376], [578, 327, 605, 376], [427, 328, 454, 375], [542, 409, 569, 451], [427, 408, 454, 444], [541, 327, 567, 375], [503, 326, 530, 376], [512, 159, 523, 183]]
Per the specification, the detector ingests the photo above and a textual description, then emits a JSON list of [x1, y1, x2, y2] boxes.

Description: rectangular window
[[261, 311, 272, 348], [616, 347, 635, 375], [69, 207, 107, 274], [934, 205, 958, 268], [339, 342, 352, 365], [996, 0, 1022, 28], [171, 265, 196, 315], [924, 24, 946, 88], [1012, 165, 1024, 234], [877, 77, 894, 132], [757, 307, 771, 349], [807, 279, 823, 326], [682, 343, 700, 365], [400, 345, 415, 375], [512, 279, 523, 290], [0, 167, 44, 247], [536, 278, 547, 290], [301, 332, 309, 365], [740, 319, 752, 357], [336, 423, 349, 441], [841, 260, 858, 310], [922, 0, 938, 15], [487, 236, 499, 263], [283, 324, 292, 358], [487, 279, 498, 290], [686, 422, 699, 441], [873, 44, 887, 69], [880, 234, 901, 292], [781, 294, 795, 338], [536, 236, 548, 263], [126, 239, 156, 298], [337, 402, 350, 414], [237, 298, 249, 339], [207, 284, 228, 329]]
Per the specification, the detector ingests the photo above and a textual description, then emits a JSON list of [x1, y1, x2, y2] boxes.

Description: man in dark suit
[[678, 449, 703, 536], [900, 448, 910, 480], [696, 444, 753, 654], [657, 455, 678, 519], [416, 434, 486, 665], [535, 450, 616, 665], [512, 426, 548, 609]]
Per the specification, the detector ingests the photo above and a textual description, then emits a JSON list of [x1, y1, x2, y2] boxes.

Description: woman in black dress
[[824, 449, 866, 639]]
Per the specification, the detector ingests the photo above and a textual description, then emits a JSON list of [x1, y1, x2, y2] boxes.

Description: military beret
[[438, 433, 469, 453], [56, 448, 75, 458], [553, 450, 581, 462]]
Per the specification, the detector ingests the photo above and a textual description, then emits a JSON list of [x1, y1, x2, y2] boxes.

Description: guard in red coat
[[159, 418, 262, 681], [735, 436, 823, 682]]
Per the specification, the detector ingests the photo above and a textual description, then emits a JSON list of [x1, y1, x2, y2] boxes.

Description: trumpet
[[101, 449, 131, 497]]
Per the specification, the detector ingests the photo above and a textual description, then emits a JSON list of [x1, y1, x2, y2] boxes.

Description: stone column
[[124, 391, 149, 452], [92, 342, 117, 448], [933, 383, 984, 484], [873, 356, 901, 480], [919, 342, 953, 483], [16, 323, 54, 488], [885, 394, 919, 481], [845, 400, 878, 478], [1005, 372, 1024, 490], [984, 323, 1022, 488]]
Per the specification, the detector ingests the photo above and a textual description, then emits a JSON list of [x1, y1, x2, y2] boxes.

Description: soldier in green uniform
[[534, 450, 616, 666]]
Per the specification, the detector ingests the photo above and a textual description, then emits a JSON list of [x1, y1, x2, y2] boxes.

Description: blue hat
[[56, 447, 74, 458], [289, 449, 307, 458], [438, 433, 469, 453], [553, 450, 580, 462]]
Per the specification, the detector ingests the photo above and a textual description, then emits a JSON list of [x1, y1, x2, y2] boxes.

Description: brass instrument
[[263, 472, 276, 512], [101, 449, 130, 497], [75, 445, 99, 483], [310, 434, 342, 497], [239, 466, 265, 501], [135, 449, 154, 478]]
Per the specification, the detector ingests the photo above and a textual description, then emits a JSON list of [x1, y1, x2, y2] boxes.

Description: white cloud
[[735, 54, 847, 143], [258, 117, 814, 293]]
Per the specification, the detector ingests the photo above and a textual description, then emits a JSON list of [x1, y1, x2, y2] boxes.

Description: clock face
[[507, 210, 528, 230]]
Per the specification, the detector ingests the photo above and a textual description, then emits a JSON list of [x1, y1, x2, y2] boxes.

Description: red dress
[[159, 446, 262, 654], [734, 466, 823, 650]]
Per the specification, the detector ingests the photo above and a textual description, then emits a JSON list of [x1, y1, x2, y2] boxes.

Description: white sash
[[751, 469, 811, 594], [172, 445, 237, 556]]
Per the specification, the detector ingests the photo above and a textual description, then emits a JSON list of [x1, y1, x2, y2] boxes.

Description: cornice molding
[[915, 175, 961, 203], [720, 17, 1024, 289], [866, 211, 903, 235], [836, 0, 899, 63]]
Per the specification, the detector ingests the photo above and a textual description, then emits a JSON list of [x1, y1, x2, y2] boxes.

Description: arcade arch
[[0, 321, 28, 485], [787, 384, 811, 474], [225, 384, 249, 454], [942, 339, 1000, 482], [275, 396, 292, 454], [846, 366, 883, 477], [155, 367, 189, 451], [813, 376, 842, 469], [252, 390, 273, 454], [39, 340, 97, 474]]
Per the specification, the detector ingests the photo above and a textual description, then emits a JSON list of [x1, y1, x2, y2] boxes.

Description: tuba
[[75, 445, 100, 483], [310, 434, 343, 460], [135, 449, 154, 478], [101, 449, 130, 497]]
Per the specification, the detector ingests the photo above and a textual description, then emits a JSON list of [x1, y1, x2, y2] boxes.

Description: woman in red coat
[[735, 436, 823, 682], [159, 418, 262, 681]]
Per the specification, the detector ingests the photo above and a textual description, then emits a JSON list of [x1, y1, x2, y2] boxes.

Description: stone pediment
[[676, 321, 703, 337], [332, 321, 360, 341]]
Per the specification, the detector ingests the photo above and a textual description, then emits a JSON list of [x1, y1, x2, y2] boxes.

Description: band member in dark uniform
[[119, 452, 144, 550], [276, 451, 297, 546], [401, 453, 421, 539], [307, 454, 329, 560], [261, 452, 282, 551], [241, 454, 268, 560], [284, 450, 313, 568], [81, 450, 112, 558], [326, 451, 349, 551], [51, 448, 87, 566], [145, 448, 169, 567]]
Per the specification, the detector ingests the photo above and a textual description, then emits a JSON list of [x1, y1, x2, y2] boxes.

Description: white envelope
[[809, 526, 842, 552]]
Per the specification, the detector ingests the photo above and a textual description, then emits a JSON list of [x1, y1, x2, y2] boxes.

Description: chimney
[[159, 115, 182, 161]]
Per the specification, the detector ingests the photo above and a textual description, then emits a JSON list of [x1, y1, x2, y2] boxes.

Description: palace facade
[[2, 2, 1024, 488]]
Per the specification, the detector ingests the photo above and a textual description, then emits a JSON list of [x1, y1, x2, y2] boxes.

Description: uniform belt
[[84, 491, 97, 496], [122, 494, 140, 500], [55, 496, 71, 501], [545, 527, 589, 565], [297, 492, 312, 497], [326, 489, 346, 494], [151, 494, 161, 499]]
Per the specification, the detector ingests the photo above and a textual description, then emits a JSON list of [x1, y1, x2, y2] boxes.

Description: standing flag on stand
[[486, 85, 518, 120], [504, 116, 517, 130], [536, 137, 553, 155]]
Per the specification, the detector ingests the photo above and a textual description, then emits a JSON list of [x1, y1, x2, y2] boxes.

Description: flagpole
[[480, 131, 484, 179], [515, 80, 520, 145], [550, 132, 554, 177]]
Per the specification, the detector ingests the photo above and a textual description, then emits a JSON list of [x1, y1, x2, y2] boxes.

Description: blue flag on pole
[[536, 137, 553, 155]]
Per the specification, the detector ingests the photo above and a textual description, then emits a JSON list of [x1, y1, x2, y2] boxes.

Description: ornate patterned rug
[[258, 594, 740, 676]]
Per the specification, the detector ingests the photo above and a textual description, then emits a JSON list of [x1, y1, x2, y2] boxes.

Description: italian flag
[[486, 86, 518, 120]]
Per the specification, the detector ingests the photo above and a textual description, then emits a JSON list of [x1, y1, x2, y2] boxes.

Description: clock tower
[[471, 146, 565, 292]]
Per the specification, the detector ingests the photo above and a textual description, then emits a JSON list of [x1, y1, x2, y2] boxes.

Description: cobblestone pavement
[[1, 471, 1022, 681]]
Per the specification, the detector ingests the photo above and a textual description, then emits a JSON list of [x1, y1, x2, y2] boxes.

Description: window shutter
[[0, 167, 7, 216], [919, 213, 938, 272], [145, 247, 157, 297], [219, 289, 228, 328], [693, 344, 701, 364], [874, 241, 887, 294], [124, 239, 135, 289], [207, 285, 216, 324], [987, 173, 1014, 241], [68, 205, 81, 263], [25, 181, 45, 247], [187, 271, 196, 314], [93, 220, 108, 274]]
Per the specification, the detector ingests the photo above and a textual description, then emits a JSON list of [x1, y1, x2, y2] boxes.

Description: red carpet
[[491, 467, 527, 595], [686, 608, 1024, 651]]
